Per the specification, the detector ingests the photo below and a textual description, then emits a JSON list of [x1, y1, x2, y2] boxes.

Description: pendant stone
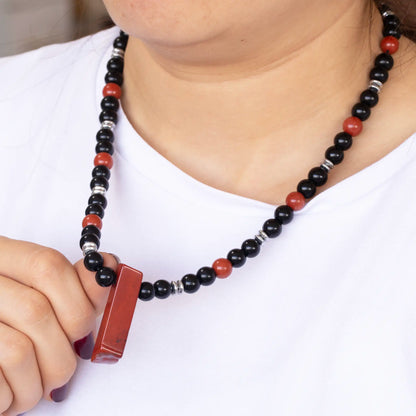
[[91, 263, 143, 364]]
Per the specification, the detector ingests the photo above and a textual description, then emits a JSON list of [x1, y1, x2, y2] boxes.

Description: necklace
[[79, 4, 401, 363]]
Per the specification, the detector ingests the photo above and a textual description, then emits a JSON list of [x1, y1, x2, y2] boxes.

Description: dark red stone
[[286, 191, 306, 211], [94, 152, 113, 169], [342, 116, 363, 136], [212, 258, 232, 279], [91, 264, 143, 364], [82, 214, 102, 230], [380, 36, 399, 54], [103, 83, 122, 99]]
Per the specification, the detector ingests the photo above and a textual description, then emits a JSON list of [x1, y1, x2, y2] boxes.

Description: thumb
[[73, 252, 120, 315]]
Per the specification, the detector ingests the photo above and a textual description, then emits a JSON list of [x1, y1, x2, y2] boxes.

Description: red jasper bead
[[103, 83, 122, 99], [286, 192, 306, 211], [343, 116, 363, 136], [94, 152, 113, 169], [83, 214, 103, 230], [212, 258, 232, 279], [380, 36, 399, 54]]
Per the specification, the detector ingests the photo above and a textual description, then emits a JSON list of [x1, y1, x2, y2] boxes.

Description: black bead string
[[80, 6, 401, 301]]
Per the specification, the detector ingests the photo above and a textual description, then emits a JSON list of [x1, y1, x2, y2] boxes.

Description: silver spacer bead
[[382, 9, 394, 18], [101, 120, 116, 130], [91, 186, 107, 196], [112, 48, 125, 59], [255, 230, 268, 243], [82, 242, 98, 256], [171, 280, 184, 295], [369, 79, 383, 94], [321, 159, 334, 172]]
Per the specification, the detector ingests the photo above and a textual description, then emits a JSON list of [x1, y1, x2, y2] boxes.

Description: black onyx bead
[[197, 267, 216, 286], [95, 267, 116, 287], [95, 141, 114, 156], [92, 165, 111, 180], [101, 96, 120, 112], [96, 128, 114, 143], [360, 89, 379, 108], [99, 110, 118, 124], [382, 26, 401, 39], [274, 205, 294, 224], [82, 225, 101, 239], [297, 179, 316, 199], [85, 203, 105, 219], [139, 281, 155, 301], [325, 146, 344, 165], [88, 194, 107, 210], [374, 52, 394, 70], [308, 166, 328, 186], [114, 36, 128, 50], [383, 14, 400, 28], [369, 66, 389, 83], [334, 132, 353, 150], [263, 218, 282, 238], [105, 71, 123, 86], [84, 251, 104, 272], [182, 274, 201, 294], [351, 102, 371, 121], [79, 233, 100, 250], [241, 239, 260, 258], [227, 249, 246, 268], [90, 177, 109, 191], [154, 280, 171, 299], [107, 57, 124, 73]]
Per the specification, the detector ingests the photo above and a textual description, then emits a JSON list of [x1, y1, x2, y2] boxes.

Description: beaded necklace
[[79, 4, 402, 363]]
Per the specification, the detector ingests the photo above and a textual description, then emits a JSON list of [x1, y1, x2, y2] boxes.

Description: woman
[[0, 0, 415, 414]]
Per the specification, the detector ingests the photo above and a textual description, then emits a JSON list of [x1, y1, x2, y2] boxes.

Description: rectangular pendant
[[91, 263, 143, 364]]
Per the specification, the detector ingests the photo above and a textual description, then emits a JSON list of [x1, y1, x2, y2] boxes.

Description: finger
[[0, 368, 13, 415], [0, 237, 96, 341], [0, 276, 76, 401], [0, 322, 42, 415], [73, 252, 119, 313]]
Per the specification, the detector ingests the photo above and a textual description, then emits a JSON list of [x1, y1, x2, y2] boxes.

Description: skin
[[1, 0, 416, 414]]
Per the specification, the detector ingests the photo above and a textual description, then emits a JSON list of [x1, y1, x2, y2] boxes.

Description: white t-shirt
[[1, 27, 416, 415]]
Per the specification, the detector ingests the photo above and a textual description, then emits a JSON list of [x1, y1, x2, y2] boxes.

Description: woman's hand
[[0, 236, 118, 416]]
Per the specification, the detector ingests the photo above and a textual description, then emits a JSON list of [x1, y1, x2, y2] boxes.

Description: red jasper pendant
[[91, 264, 143, 364]]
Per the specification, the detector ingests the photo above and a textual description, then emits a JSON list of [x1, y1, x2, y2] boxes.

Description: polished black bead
[[274, 205, 294, 224], [297, 179, 316, 199], [101, 96, 120, 112], [227, 248, 246, 268], [95, 141, 114, 156], [79, 233, 100, 250], [263, 218, 282, 238], [139, 281, 155, 301], [90, 177, 109, 191], [383, 14, 400, 28], [95, 267, 116, 287], [88, 193, 107, 209], [113, 36, 128, 50], [85, 203, 105, 219], [369, 66, 389, 83], [92, 165, 111, 180], [325, 146, 344, 165], [241, 239, 260, 258], [107, 57, 124, 73], [99, 110, 118, 124], [374, 52, 394, 70], [308, 166, 328, 186], [154, 280, 172, 299], [334, 132, 353, 150], [82, 225, 101, 239], [96, 128, 114, 143], [84, 251, 104, 272], [382, 25, 401, 39], [360, 89, 379, 108], [197, 267, 217, 286], [182, 274, 201, 294], [105, 71, 123, 86], [352, 102, 371, 121]]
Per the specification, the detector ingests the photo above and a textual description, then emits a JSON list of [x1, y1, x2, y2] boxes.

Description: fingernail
[[110, 253, 121, 264], [50, 383, 69, 402], [74, 331, 94, 360]]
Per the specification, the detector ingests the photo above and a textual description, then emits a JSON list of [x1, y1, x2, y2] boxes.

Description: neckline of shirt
[[94, 27, 416, 218]]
